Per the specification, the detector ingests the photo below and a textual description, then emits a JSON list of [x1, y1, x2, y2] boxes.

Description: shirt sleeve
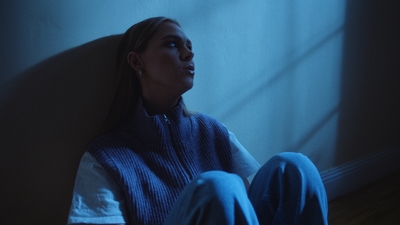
[[228, 130, 261, 179], [68, 152, 128, 224]]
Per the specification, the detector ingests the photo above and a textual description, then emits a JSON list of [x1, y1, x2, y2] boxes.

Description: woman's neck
[[141, 94, 180, 116]]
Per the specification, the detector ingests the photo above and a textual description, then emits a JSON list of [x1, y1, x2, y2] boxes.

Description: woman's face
[[138, 21, 195, 99]]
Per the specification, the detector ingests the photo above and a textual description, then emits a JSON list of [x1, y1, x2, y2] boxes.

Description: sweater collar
[[121, 97, 189, 151]]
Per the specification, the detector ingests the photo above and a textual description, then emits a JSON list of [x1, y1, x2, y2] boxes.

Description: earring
[[138, 70, 143, 77]]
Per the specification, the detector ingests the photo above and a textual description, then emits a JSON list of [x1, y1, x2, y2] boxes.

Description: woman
[[68, 17, 328, 225]]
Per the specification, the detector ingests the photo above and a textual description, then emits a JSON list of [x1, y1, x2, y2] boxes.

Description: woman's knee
[[264, 152, 317, 174], [271, 152, 310, 166], [177, 171, 247, 204], [166, 171, 258, 225], [192, 171, 245, 194], [249, 153, 328, 224], [252, 152, 322, 189]]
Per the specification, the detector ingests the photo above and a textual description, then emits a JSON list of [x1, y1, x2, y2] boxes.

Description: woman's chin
[[180, 81, 194, 95]]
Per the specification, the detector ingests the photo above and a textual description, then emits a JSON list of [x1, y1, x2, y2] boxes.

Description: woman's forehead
[[154, 22, 190, 42]]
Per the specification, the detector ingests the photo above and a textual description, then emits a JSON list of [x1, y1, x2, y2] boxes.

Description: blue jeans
[[163, 152, 328, 225]]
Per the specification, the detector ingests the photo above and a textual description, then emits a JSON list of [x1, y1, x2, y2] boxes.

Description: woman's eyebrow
[[161, 35, 192, 45]]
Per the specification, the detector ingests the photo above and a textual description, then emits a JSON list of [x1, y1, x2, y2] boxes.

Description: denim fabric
[[163, 171, 259, 225], [248, 152, 328, 225], [164, 152, 328, 225]]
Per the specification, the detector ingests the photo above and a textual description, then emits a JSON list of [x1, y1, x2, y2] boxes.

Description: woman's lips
[[183, 64, 195, 75]]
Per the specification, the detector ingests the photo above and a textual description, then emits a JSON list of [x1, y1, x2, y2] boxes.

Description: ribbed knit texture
[[87, 99, 233, 225]]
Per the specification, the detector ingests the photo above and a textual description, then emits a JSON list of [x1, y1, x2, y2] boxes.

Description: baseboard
[[320, 146, 400, 201]]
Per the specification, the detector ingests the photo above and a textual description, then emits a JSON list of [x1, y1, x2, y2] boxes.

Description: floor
[[328, 170, 400, 225]]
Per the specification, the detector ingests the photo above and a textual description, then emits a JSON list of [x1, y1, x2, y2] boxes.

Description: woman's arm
[[68, 152, 128, 225]]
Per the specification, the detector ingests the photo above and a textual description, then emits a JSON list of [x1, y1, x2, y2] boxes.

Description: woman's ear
[[127, 51, 143, 70]]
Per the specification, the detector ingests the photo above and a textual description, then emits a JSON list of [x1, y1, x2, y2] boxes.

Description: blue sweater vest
[[87, 100, 233, 225]]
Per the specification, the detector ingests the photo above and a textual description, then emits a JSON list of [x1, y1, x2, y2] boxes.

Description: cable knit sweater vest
[[87, 100, 233, 225]]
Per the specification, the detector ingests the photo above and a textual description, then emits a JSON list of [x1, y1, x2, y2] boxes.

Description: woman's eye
[[167, 42, 177, 48]]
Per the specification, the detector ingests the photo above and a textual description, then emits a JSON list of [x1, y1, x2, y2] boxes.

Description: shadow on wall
[[0, 34, 122, 224], [336, 0, 400, 165]]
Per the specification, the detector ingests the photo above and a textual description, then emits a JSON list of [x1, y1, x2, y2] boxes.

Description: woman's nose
[[181, 47, 194, 61]]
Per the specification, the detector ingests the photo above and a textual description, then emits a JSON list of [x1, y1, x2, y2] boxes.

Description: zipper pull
[[163, 114, 171, 124]]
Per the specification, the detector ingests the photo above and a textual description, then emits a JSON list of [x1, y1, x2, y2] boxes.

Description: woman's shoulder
[[191, 111, 219, 122], [187, 113, 231, 139], [191, 112, 227, 128]]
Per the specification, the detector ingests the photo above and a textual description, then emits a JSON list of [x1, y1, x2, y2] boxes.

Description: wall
[[335, 1, 400, 165], [1, 0, 399, 224]]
